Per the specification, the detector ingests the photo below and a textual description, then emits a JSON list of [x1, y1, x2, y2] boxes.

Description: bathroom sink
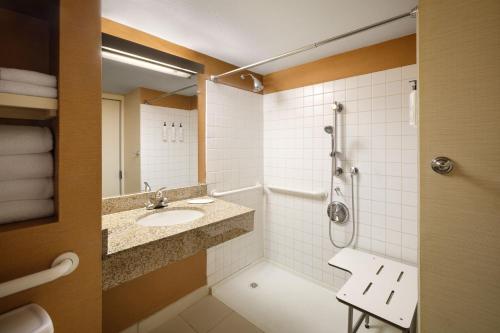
[[137, 209, 204, 227]]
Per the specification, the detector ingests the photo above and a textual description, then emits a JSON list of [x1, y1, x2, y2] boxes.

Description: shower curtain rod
[[210, 6, 418, 81], [143, 83, 197, 104]]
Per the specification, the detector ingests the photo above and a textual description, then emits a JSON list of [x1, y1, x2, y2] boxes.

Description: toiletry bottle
[[162, 122, 167, 142], [178, 123, 184, 142], [170, 122, 176, 142]]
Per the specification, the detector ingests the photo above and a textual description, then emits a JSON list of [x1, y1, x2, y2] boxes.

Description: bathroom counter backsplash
[[102, 184, 207, 215], [101, 196, 254, 290]]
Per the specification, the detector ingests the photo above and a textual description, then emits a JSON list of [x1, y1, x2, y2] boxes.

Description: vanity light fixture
[[101, 46, 196, 78]]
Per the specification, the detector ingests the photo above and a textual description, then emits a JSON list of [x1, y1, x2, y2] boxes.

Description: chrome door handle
[[431, 156, 454, 174]]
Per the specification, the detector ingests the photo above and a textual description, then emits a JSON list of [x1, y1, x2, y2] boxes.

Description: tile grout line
[[178, 315, 199, 333], [204, 309, 235, 333]]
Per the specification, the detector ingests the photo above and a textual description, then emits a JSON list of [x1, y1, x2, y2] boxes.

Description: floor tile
[[148, 316, 196, 333], [208, 312, 263, 333], [180, 296, 233, 333]]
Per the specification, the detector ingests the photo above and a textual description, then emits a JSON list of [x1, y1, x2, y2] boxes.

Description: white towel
[[0, 80, 57, 98], [0, 199, 54, 224], [0, 153, 53, 181], [0, 125, 53, 155], [0, 67, 56, 88], [0, 178, 53, 202]]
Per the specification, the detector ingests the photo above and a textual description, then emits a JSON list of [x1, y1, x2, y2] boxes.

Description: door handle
[[431, 156, 454, 174]]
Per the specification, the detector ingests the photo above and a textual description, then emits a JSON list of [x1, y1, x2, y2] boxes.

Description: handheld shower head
[[324, 126, 334, 134], [240, 73, 263, 93]]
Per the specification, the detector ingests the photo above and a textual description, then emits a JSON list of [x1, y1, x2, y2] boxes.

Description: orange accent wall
[[263, 34, 416, 93], [139, 87, 197, 110], [103, 251, 206, 333]]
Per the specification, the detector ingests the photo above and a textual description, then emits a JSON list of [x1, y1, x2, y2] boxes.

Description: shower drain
[[249, 282, 258, 288]]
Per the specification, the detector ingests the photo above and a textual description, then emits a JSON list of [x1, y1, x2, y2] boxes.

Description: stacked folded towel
[[0, 125, 54, 224], [0, 67, 57, 98]]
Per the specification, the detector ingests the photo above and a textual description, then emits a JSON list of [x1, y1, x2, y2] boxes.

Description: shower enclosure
[[205, 7, 418, 332], [206, 62, 419, 332]]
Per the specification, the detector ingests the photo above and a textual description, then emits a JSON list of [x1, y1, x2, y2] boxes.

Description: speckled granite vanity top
[[101, 197, 254, 290]]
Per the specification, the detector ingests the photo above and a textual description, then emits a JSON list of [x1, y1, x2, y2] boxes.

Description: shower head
[[240, 73, 263, 93], [324, 126, 334, 134]]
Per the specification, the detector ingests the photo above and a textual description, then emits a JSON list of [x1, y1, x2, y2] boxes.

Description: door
[[102, 98, 122, 197], [419, 1, 500, 332], [0, 1, 102, 332]]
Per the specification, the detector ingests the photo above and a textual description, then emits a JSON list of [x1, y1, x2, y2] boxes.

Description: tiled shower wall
[[205, 81, 264, 285], [263, 65, 418, 290], [140, 104, 198, 189]]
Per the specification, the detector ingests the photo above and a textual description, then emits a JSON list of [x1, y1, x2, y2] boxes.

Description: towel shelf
[[0, 93, 57, 120]]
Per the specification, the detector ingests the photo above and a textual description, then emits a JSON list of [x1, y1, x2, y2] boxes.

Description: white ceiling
[[102, 0, 417, 75]]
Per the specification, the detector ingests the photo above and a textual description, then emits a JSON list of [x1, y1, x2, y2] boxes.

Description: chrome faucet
[[144, 182, 168, 210]]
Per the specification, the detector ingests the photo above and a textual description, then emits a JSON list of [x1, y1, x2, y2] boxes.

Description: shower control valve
[[327, 201, 349, 225]]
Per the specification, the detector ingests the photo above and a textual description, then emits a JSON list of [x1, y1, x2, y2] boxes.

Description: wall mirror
[[100, 34, 203, 197]]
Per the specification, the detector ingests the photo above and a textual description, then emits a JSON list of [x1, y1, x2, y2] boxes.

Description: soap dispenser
[[177, 123, 184, 142], [162, 122, 168, 142], [169, 122, 176, 142]]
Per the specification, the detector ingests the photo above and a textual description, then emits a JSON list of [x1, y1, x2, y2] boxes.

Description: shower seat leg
[[347, 306, 353, 333], [347, 307, 366, 333], [409, 308, 417, 333], [364, 314, 369, 328]]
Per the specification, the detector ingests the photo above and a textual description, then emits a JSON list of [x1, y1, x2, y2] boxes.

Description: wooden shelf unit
[[0, 2, 59, 227], [0, 93, 57, 120]]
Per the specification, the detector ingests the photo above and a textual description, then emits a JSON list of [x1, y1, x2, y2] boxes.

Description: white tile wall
[[205, 81, 264, 286], [263, 65, 418, 290], [140, 104, 198, 189]]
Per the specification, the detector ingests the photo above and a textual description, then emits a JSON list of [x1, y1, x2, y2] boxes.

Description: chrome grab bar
[[0, 252, 79, 298], [210, 183, 262, 197]]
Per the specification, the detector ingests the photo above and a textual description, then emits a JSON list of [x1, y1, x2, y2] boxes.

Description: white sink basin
[[137, 209, 204, 227]]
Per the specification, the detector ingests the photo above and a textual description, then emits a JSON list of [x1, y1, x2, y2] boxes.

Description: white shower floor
[[212, 260, 400, 333]]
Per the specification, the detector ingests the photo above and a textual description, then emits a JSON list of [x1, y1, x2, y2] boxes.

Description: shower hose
[[328, 165, 357, 249]]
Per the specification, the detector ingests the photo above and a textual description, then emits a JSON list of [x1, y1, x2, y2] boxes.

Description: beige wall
[[419, 1, 500, 332]]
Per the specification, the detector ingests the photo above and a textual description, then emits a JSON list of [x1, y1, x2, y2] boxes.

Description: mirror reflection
[[101, 35, 201, 197]]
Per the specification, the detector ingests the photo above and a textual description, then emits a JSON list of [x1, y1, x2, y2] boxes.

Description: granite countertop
[[101, 197, 254, 290], [102, 197, 253, 256]]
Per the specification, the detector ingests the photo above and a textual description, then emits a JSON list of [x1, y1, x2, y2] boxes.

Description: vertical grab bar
[[332, 102, 343, 176]]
